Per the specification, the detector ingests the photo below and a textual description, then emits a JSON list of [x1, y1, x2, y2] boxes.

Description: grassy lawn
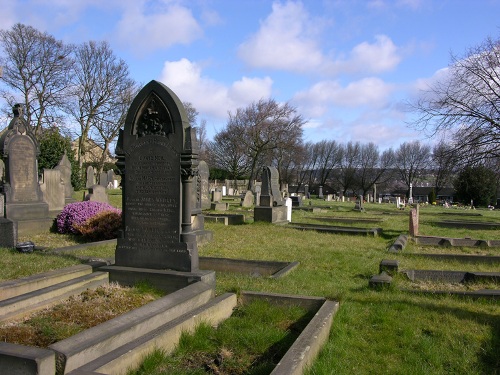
[[1, 195, 499, 374]]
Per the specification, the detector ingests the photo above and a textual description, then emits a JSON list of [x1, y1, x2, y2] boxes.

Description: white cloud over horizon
[[158, 58, 273, 119]]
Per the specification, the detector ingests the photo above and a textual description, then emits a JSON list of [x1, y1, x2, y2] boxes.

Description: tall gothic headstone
[[254, 166, 288, 223], [113, 80, 209, 275], [0, 104, 51, 235]]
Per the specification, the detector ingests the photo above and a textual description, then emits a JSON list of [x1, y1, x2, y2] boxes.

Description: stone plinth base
[[254, 205, 288, 224], [15, 218, 54, 236], [101, 266, 216, 294], [5, 202, 49, 221], [0, 218, 17, 248]]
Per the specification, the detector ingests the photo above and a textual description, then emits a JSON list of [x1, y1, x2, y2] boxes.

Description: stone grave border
[[0, 265, 336, 375], [369, 259, 500, 299], [287, 222, 382, 237], [48, 239, 299, 279], [312, 216, 384, 224], [204, 213, 245, 225], [435, 220, 500, 230], [387, 233, 500, 263]]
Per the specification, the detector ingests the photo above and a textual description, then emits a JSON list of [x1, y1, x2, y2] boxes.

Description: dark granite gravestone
[[198, 161, 210, 210], [54, 152, 75, 204], [254, 166, 287, 223], [106, 81, 213, 291], [0, 104, 51, 235], [86, 166, 95, 188]]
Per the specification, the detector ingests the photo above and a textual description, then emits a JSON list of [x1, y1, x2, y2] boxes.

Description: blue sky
[[1, 0, 499, 150]]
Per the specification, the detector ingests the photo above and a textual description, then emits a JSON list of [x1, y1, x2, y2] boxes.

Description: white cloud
[[332, 35, 402, 75], [114, 2, 203, 54], [238, 1, 325, 72], [159, 58, 273, 119], [293, 77, 394, 117]]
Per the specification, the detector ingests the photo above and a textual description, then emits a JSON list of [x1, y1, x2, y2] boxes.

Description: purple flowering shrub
[[73, 211, 122, 241], [56, 201, 121, 234]]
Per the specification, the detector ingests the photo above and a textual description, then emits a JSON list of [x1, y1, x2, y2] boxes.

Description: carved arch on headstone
[[123, 80, 190, 152]]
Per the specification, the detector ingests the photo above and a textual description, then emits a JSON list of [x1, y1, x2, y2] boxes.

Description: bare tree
[[226, 98, 305, 190], [409, 35, 500, 163], [206, 123, 250, 181], [334, 141, 361, 196], [93, 82, 139, 174], [356, 143, 396, 196], [66, 40, 135, 169], [313, 140, 342, 187], [395, 141, 431, 194], [0, 23, 73, 136], [430, 141, 458, 195]]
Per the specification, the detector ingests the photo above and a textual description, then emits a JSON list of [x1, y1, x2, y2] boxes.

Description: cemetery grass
[[0, 199, 499, 374]]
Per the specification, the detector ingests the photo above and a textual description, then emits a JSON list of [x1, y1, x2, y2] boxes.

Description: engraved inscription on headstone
[[9, 137, 38, 202]]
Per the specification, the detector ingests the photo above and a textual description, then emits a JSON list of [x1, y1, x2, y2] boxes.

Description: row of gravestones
[[86, 166, 118, 189]]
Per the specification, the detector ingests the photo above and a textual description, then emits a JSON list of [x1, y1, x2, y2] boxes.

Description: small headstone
[[84, 184, 109, 204], [40, 169, 65, 213], [409, 207, 419, 236], [222, 186, 227, 196], [99, 172, 108, 187], [228, 188, 234, 196], [241, 190, 254, 208], [54, 151, 74, 203], [211, 189, 222, 203], [318, 186, 323, 199], [290, 196, 302, 207], [198, 161, 210, 210], [86, 166, 95, 188], [107, 170, 115, 187]]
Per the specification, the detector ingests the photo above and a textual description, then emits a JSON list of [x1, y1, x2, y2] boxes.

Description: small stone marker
[[40, 169, 65, 213], [84, 184, 109, 204], [241, 190, 254, 208], [409, 207, 419, 236], [369, 272, 392, 289]]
